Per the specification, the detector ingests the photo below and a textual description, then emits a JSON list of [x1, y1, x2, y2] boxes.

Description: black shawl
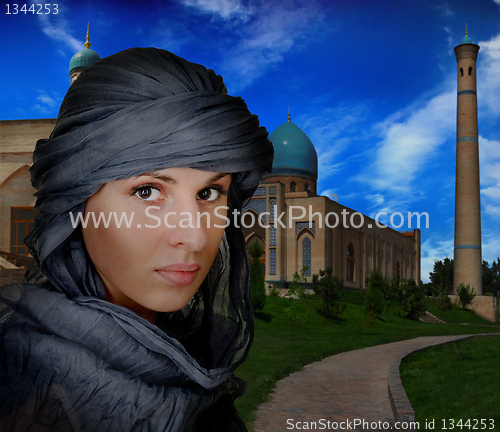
[[0, 48, 273, 431]]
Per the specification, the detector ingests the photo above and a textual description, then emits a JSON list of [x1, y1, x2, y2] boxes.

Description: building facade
[[243, 116, 421, 289]]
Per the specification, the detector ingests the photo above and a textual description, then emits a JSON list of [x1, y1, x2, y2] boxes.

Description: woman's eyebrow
[[135, 173, 176, 184], [205, 173, 229, 184], [134, 172, 229, 185]]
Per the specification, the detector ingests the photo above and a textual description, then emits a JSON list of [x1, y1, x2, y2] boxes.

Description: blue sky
[[2, 0, 500, 282]]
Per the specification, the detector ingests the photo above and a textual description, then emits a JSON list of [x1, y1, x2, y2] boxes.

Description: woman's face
[[82, 167, 231, 323]]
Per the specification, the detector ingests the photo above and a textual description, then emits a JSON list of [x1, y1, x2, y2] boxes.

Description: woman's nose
[[165, 201, 208, 252]]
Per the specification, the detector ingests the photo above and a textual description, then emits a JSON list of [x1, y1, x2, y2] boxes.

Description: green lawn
[[426, 297, 496, 325], [235, 295, 499, 429], [400, 335, 500, 430]]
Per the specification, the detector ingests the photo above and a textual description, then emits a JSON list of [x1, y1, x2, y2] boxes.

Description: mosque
[[0, 31, 421, 288]]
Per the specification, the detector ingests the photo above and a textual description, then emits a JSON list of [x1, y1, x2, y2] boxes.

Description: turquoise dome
[[267, 120, 318, 180], [69, 48, 101, 75], [461, 35, 472, 44]]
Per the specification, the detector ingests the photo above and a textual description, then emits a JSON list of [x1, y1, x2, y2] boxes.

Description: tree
[[393, 278, 426, 320], [482, 258, 500, 295], [364, 269, 386, 319], [429, 257, 454, 295], [249, 241, 266, 311], [312, 267, 346, 320], [457, 283, 476, 310]]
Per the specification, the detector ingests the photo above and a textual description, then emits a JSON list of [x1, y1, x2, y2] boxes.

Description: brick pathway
[[253, 334, 497, 432]]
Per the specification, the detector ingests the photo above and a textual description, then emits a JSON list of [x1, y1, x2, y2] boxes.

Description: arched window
[[270, 226, 276, 246], [460, 67, 464, 76], [468, 66, 473, 76], [302, 237, 311, 276], [346, 243, 355, 281], [270, 200, 276, 220], [11, 207, 36, 255], [290, 181, 296, 192]]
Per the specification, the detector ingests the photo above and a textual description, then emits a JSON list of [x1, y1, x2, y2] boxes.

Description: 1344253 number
[[6, 4, 58, 14], [442, 419, 495, 430]]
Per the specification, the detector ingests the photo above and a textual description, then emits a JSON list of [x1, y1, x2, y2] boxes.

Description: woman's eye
[[134, 186, 162, 201], [197, 188, 220, 202]]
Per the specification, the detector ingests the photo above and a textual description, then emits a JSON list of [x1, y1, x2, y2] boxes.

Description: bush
[[312, 267, 346, 320], [268, 285, 280, 297], [457, 283, 476, 310], [394, 278, 426, 320], [435, 283, 452, 311], [364, 269, 386, 319], [249, 241, 266, 311]]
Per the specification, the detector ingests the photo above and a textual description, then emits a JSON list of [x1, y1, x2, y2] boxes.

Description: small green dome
[[461, 35, 472, 44], [69, 48, 101, 75], [267, 120, 318, 180]]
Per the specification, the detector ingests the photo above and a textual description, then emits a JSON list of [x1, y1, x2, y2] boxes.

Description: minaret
[[453, 25, 482, 295]]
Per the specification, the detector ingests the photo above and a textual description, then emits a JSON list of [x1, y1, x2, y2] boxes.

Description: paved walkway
[[253, 334, 499, 432]]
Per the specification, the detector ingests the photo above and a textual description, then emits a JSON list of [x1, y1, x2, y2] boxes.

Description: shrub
[[457, 283, 476, 310], [249, 241, 266, 311], [268, 285, 280, 297], [435, 283, 452, 311], [364, 269, 386, 319], [312, 267, 346, 320], [394, 278, 426, 320]]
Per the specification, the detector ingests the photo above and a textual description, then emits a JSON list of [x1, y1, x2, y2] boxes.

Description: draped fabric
[[0, 48, 273, 431]]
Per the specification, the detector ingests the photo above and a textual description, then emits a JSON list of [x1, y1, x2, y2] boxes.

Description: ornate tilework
[[253, 187, 266, 196], [270, 200, 276, 220], [269, 186, 277, 195], [296, 221, 315, 235], [458, 90, 476, 96], [302, 237, 311, 276], [243, 199, 266, 215], [270, 249, 276, 275], [457, 136, 478, 143], [270, 227, 276, 246]]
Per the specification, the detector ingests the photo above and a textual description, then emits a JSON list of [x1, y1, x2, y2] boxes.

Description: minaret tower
[[453, 26, 482, 295]]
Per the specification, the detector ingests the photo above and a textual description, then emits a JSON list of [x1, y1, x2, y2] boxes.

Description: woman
[[0, 48, 273, 431]]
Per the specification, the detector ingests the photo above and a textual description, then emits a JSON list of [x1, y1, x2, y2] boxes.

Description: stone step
[[419, 311, 445, 324]]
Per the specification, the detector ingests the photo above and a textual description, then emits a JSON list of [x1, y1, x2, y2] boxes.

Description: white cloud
[[179, 0, 253, 21], [298, 101, 370, 184], [219, 0, 325, 90], [34, 6, 82, 53], [493, 0, 500, 5], [32, 91, 61, 116], [478, 33, 500, 116], [37, 93, 58, 108], [479, 136, 500, 216], [359, 88, 455, 193], [483, 233, 500, 262]]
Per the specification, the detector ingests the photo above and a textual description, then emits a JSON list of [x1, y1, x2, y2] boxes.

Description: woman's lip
[[157, 263, 201, 272], [155, 263, 201, 287]]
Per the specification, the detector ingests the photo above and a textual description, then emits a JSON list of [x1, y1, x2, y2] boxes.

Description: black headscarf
[[0, 48, 273, 431]]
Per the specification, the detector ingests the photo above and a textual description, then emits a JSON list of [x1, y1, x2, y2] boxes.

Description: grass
[[235, 294, 500, 429], [400, 336, 500, 429], [426, 297, 495, 325]]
